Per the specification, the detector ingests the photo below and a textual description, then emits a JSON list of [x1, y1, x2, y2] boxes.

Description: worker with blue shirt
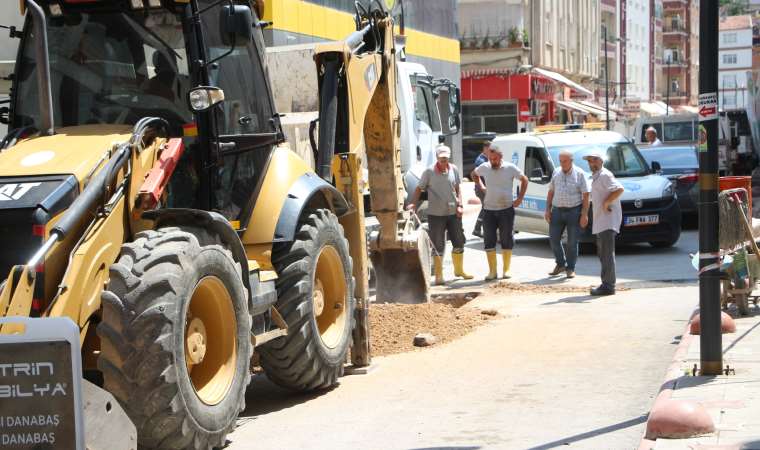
[[472, 144, 529, 280], [470, 140, 492, 237]]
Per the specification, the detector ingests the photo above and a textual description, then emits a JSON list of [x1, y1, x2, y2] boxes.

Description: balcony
[[663, 23, 688, 35], [601, 0, 616, 13], [663, 0, 688, 10]]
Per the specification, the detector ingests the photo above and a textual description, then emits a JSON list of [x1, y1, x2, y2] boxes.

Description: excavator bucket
[[370, 225, 431, 304]]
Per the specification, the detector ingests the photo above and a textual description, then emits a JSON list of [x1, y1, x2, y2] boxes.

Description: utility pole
[[699, 0, 722, 376], [604, 25, 610, 130], [665, 55, 671, 116]]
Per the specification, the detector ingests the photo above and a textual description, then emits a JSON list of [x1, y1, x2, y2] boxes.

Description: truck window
[[640, 123, 662, 142], [411, 77, 442, 132], [663, 121, 694, 141]]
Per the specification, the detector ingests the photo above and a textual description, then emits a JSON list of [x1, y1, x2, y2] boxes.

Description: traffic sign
[[698, 92, 718, 121]]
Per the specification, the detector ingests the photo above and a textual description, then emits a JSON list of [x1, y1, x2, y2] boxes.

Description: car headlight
[[662, 182, 674, 197]]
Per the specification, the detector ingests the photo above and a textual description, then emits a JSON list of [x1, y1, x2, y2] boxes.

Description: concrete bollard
[[689, 312, 736, 335], [645, 393, 715, 439]]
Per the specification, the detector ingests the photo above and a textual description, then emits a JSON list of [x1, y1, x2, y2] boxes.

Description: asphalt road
[[228, 285, 696, 450], [227, 189, 698, 449]]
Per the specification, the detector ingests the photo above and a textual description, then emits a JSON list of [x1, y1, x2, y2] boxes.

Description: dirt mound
[[489, 281, 628, 294], [370, 299, 495, 357]]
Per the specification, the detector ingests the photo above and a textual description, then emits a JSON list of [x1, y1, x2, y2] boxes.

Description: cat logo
[[0, 182, 41, 201]]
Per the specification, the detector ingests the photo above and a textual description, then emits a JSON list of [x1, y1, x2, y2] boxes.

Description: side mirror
[[220, 4, 254, 46], [447, 115, 461, 135], [651, 161, 662, 173], [529, 167, 544, 182], [188, 86, 225, 112]]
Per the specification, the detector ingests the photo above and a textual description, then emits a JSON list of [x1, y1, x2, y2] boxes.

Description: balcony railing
[[663, 23, 687, 33]]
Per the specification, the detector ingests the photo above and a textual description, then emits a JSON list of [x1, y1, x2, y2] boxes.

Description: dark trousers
[[596, 229, 617, 289], [483, 207, 515, 251], [428, 214, 466, 255], [474, 188, 485, 233], [549, 205, 582, 271]]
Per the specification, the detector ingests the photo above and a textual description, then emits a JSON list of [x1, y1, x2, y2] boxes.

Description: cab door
[[197, 0, 282, 229], [411, 75, 442, 168]]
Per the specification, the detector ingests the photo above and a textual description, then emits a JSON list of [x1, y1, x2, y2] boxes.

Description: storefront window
[[463, 103, 518, 135]]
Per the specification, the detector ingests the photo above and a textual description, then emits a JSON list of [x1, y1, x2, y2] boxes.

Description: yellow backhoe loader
[[0, 0, 439, 448]]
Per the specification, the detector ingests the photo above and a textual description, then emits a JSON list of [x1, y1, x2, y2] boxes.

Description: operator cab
[[6, 0, 283, 224]]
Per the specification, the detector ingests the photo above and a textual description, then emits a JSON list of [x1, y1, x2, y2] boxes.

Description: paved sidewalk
[[651, 307, 760, 450]]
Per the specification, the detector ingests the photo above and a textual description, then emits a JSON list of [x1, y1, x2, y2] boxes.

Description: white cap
[[436, 145, 451, 158], [582, 151, 604, 161]]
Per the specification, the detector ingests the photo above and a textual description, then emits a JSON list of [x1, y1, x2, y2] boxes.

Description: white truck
[[397, 61, 461, 206]]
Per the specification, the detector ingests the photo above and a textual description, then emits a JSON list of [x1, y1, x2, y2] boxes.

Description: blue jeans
[[549, 205, 582, 271]]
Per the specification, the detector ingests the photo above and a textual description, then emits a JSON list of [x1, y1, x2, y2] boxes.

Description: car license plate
[[624, 215, 659, 227]]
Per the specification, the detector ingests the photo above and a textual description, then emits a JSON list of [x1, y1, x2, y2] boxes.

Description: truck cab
[[396, 62, 461, 206]]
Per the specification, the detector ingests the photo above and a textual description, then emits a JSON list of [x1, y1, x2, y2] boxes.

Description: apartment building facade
[[659, 0, 699, 106], [719, 15, 753, 111], [624, 0, 651, 100], [458, 0, 599, 133]]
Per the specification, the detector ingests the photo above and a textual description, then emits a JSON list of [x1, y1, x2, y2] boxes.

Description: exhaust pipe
[[26, 0, 54, 136]]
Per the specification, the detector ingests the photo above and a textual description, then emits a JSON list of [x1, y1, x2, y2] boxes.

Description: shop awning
[[532, 67, 593, 97], [640, 101, 674, 116], [556, 100, 615, 120]]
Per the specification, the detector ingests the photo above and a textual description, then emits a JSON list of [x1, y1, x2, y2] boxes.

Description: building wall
[[719, 25, 753, 110], [624, 0, 650, 100], [531, 0, 600, 84]]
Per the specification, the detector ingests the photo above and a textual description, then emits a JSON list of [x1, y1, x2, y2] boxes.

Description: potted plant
[[522, 29, 529, 47], [508, 27, 521, 47]]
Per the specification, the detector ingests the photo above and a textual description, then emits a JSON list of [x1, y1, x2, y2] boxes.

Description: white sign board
[[698, 92, 718, 122]]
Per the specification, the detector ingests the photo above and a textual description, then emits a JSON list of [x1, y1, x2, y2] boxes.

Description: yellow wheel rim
[[185, 276, 237, 406], [314, 245, 348, 349]]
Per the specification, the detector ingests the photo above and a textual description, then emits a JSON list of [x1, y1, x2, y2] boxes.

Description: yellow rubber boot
[[502, 250, 512, 279], [452, 252, 473, 280], [485, 250, 498, 281], [433, 255, 445, 286]]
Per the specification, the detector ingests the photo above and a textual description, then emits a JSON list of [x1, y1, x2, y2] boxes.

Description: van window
[[525, 146, 552, 184]]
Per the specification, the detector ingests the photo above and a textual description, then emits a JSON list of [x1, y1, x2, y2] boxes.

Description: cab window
[[200, 0, 275, 136], [411, 76, 442, 132]]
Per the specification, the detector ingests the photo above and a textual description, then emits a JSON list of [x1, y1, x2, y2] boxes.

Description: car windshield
[[640, 147, 698, 168], [13, 9, 192, 133], [548, 141, 650, 177]]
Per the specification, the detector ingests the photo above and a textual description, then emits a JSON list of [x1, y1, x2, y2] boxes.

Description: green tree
[[720, 0, 748, 15]]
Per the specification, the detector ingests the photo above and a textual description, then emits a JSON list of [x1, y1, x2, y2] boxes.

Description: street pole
[[665, 57, 670, 116], [699, 0, 722, 376], [604, 26, 610, 130]]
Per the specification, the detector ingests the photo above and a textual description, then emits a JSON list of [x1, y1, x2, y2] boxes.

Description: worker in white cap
[[583, 150, 625, 296], [407, 144, 473, 285], [472, 144, 528, 280]]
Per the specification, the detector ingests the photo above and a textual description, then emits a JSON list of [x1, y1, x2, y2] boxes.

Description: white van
[[493, 127, 682, 247]]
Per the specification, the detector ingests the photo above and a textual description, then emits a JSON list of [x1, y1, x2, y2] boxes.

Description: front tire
[[259, 209, 355, 391], [97, 227, 252, 450]]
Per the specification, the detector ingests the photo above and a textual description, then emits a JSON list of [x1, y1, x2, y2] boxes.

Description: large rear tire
[[97, 227, 252, 450], [259, 209, 355, 391]]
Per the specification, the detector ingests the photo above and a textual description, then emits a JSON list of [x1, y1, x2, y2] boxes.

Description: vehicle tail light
[[677, 174, 699, 184]]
